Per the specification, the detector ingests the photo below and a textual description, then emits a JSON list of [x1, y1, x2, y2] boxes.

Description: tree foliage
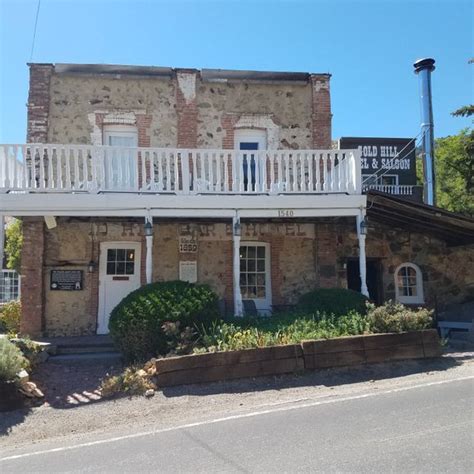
[[434, 128, 474, 215], [5, 219, 23, 273], [451, 105, 474, 118]]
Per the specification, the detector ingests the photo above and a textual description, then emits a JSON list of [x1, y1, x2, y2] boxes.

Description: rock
[[19, 381, 44, 398], [136, 369, 147, 377], [146, 365, 157, 376], [17, 369, 29, 384], [145, 389, 155, 398]]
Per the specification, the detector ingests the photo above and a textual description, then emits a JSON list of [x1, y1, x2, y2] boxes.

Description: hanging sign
[[50, 270, 83, 291]]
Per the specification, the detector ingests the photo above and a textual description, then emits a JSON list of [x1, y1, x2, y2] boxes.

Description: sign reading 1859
[[278, 209, 294, 217]]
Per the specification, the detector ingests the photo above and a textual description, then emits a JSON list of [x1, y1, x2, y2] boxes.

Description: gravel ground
[[1, 350, 473, 453]]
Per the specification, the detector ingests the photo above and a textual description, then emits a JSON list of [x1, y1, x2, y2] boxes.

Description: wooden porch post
[[357, 212, 369, 298], [233, 215, 243, 316]]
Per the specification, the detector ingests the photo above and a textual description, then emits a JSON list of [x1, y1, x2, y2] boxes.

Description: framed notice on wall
[[179, 261, 197, 283], [50, 270, 83, 291]]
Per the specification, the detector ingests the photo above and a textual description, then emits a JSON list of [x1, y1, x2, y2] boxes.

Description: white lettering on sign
[[179, 236, 198, 253], [278, 209, 295, 217], [381, 158, 411, 170]]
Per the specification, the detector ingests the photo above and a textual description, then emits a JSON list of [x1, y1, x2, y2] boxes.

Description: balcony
[[362, 183, 424, 202], [0, 144, 365, 218]]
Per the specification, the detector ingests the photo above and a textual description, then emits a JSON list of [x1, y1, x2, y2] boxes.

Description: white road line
[[1, 375, 473, 463]]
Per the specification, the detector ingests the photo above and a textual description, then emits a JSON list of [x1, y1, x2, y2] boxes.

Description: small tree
[[5, 219, 23, 273]]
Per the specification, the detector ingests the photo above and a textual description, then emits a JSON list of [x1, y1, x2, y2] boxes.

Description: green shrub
[[109, 281, 220, 362], [0, 300, 21, 335], [296, 288, 369, 317], [0, 337, 27, 382], [367, 300, 433, 333], [195, 311, 370, 352]]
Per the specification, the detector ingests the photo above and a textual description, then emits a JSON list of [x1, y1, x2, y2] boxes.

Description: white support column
[[232, 214, 243, 316], [356, 212, 369, 298], [145, 215, 153, 285], [0, 214, 4, 268]]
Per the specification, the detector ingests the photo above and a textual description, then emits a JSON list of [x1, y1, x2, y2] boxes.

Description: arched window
[[395, 263, 424, 304]]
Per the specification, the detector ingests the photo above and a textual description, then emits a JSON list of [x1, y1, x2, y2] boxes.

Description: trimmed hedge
[[296, 288, 368, 317], [109, 281, 220, 362]]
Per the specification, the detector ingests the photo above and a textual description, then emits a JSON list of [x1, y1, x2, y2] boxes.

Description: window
[[362, 174, 398, 186], [240, 244, 267, 299], [395, 263, 424, 304], [106, 248, 136, 275], [103, 125, 138, 147]]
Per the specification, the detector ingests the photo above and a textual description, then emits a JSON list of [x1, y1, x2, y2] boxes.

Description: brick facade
[[20, 218, 45, 336], [311, 74, 332, 148], [26, 64, 53, 143]]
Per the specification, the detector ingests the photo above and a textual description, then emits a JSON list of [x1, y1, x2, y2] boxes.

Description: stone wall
[[29, 64, 331, 151], [33, 219, 324, 336], [23, 216, 473, 337], [47, 74, 177, 146], [337, 219, 474, 310]]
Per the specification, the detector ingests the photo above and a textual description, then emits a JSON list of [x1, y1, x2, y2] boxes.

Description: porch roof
[[367, 191, 474, 246]]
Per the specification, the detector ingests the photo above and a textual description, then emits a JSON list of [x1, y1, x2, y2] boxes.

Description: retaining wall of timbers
[[155, 329, 442, 387]]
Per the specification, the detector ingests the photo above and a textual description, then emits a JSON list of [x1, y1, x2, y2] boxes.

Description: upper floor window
[[395, 263, 424, 304], [103, 124, 138, 147]]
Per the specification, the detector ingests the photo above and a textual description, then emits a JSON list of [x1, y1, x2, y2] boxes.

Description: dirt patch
[[32, 359, 123, 409]]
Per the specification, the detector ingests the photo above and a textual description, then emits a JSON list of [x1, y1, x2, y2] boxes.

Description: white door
[[235, 130, 267, 192], [103, 126, 138, 190], [97, 242, 141, 334], [240, 242, 272, 314]]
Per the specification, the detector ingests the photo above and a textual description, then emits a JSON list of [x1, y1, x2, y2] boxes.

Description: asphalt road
[[1, 375, 473, 473]]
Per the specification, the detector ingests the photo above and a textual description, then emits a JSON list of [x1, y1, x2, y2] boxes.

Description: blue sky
[[0, 0, 472, 144]]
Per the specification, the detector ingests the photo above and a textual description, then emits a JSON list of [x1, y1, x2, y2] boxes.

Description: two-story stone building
[[1, 63, 473, 337]]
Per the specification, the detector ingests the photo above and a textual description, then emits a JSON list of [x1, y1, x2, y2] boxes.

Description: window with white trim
[[395, 263, 424, 304], [103, 124, 138, 147]]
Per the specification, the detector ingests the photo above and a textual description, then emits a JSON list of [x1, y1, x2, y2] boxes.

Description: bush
[[109, 281, 220, 362], [100, 366, 155, 398], [0, 337, 27, 382], [0, 301, 21, 335], [296, 288, 369, 317], [195, 311, 370, 352], [367, 300, 433, 333]]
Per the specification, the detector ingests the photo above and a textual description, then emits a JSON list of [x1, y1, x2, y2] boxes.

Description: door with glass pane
[[97, 242, 141, 334], [240, 242, 272, 314]]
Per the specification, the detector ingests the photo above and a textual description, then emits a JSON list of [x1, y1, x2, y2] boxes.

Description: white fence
[[362, 184, 415, 195], [0, 145, 362, 195], [0, 270, 20, 304]]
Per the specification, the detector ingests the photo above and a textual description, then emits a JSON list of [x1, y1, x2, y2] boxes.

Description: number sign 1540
[[278, 209, 294, 217]]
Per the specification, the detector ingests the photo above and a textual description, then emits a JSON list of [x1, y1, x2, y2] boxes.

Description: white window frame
[[239, 241, 272, 314], [103, 124, 138, 146], [394, 262, 424, 304]]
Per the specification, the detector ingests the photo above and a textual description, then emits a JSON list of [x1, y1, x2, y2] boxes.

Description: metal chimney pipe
[[414, 57, 436, 206]]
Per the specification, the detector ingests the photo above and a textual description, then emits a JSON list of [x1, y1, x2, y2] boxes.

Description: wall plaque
[[179, 236, 198, 253], [50, 270, 83, 291], [179, 261, 197, 283]]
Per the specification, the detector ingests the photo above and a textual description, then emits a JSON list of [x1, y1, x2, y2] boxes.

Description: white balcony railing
[[0, 144, 362, 195], [362, 184, 415, 195]]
